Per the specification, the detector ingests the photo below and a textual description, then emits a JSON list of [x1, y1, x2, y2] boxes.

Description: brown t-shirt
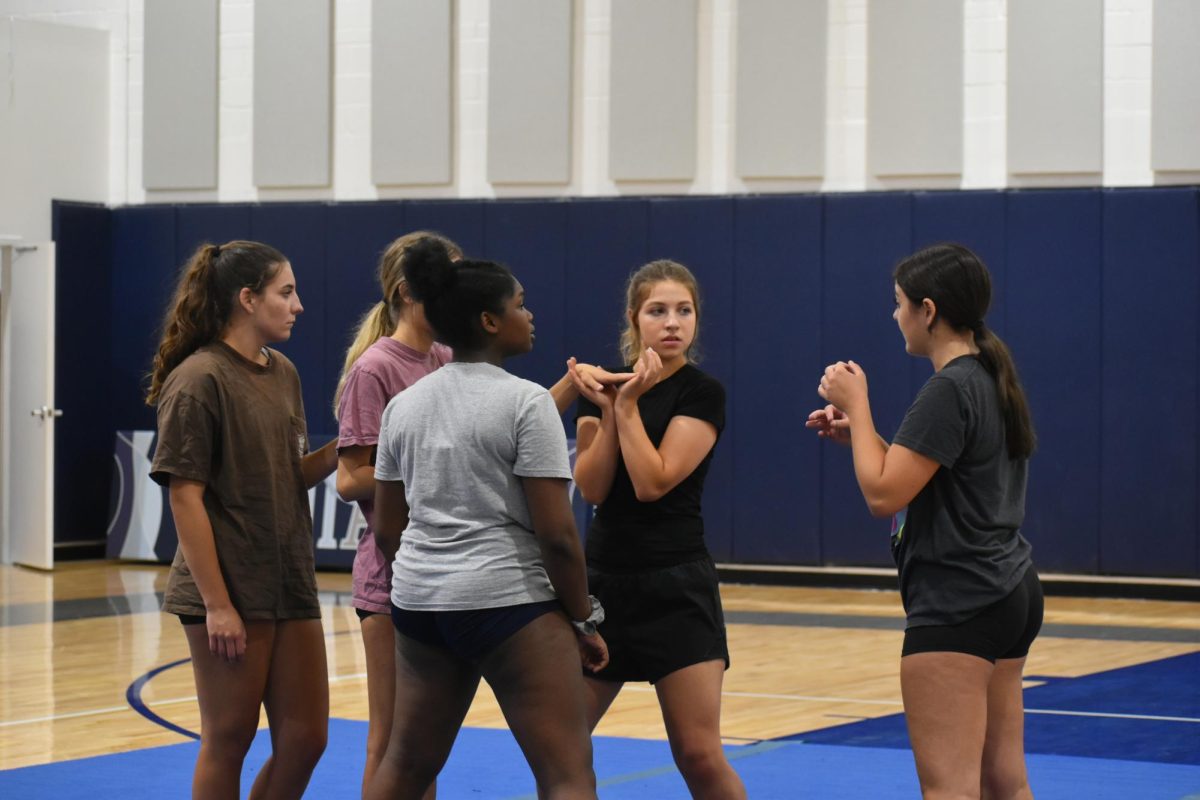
[[150, 341, 319, 620]]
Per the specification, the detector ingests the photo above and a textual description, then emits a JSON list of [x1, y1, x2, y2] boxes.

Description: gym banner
[[106, 431, 592, 569]]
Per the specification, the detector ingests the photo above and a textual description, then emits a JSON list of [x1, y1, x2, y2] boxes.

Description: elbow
[[335, 474, 354, 503], [632, 483, 667, 503], [574, 473, 609, 506], [865, 493, 904, 518]]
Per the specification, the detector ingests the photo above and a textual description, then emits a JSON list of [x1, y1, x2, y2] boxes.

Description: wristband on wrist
[[570, 594, 605, 637]]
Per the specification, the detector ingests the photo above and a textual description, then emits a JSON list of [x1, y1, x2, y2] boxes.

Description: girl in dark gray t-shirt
[[808, 243, 1042, 800]]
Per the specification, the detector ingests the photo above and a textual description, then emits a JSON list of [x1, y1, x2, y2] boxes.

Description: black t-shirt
[[891, 354, 1033, 627], [576, 364, 725, 571]]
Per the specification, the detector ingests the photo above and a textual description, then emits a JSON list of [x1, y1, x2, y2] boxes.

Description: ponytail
[[331, 231, 463, 419], [894, 243, 1036, 460], [332, 301, 392, 417], [145, 240, 286, 406], [973, 325, 1036, 459]]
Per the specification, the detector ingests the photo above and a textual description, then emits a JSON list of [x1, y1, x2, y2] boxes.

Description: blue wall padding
[[249, 203, 331, 433], [563, 199, 650, 368], [174, 203, 252, 267], [56, 190, 1200, 576], [731, 196, 824, 563], [1099, 189, 1199, 576], [910, 190, 1009, 393], [820, 194, 914, 566], [404, 200, 485, 259], [324, 201, 408, 425], [1005, 191, 1104, 572], [111, 205, 177, 433], [648, 198, 736, 560], [51, 202, 113, 545], [482, 200, 569, 392]]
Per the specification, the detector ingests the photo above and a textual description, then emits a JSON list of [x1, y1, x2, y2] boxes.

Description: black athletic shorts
[[587, 556, 730, 684], [902, 566, 1044, 663], [389, 599, 560, 664]]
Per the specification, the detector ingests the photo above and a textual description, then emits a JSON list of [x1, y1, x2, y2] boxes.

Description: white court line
[[3, 678, 1195, 729], [0, 671, 370, 729], [624, 686, 1200, 724]]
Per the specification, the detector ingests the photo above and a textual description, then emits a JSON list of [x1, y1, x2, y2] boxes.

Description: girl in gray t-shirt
[[364, 238, 608, 800], [808, 243, 1041, 800]]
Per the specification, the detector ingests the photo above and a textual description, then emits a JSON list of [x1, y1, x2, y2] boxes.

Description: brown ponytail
[[145, 240, 287, 406], [894, 243, 1036, 459]]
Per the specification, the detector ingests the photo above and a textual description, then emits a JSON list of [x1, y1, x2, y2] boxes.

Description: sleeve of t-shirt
[[674, 373, 726, 435], [337, 365, 390, 449], [891, 375, 967, 468], [515, 391, 574, 479], [575, 393, 600, 422], [150, 388, 217, 487], [373, 401, 405, 482]]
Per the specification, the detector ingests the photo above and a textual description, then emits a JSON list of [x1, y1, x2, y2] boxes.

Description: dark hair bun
[[403, 237, 456, 302]]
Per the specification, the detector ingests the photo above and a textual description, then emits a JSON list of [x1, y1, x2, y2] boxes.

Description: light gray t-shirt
[[375, 361, 573, 610]]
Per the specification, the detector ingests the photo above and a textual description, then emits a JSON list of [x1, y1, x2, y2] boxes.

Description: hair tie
[[970, 320, 986, 334]]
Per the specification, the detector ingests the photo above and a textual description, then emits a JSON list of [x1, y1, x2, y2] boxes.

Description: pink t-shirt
[[337, 337, 452, 613]]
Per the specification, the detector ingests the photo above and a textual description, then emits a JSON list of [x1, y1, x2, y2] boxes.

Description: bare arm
[[522, 476, 608, 672], [372, 478, 409, 564], [568, 360, 622, 504], [168, 478, 245, 661], [300, 438, 339, 489], [819, 361, 940, 517], [612, 400, 718, 503], [336, 444, 376, 502]]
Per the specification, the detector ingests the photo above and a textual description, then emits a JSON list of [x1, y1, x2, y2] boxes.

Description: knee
[[671, 741, 728, 784], [276, 720, 328, 769], [200, 721, 258, 764], [981, 767, 1030, 800]]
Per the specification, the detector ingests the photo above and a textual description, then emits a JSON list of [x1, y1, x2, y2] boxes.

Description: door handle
[[30, 406, 63, 419]]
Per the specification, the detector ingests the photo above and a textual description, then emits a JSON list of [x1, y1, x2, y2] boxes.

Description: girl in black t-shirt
[[571, 260, 746, 799], [807, 243, 1042, 800]]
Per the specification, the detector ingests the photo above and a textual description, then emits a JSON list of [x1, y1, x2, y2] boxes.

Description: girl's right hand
[[207, 606, 247, 662], [568, 357, 619, 412], [805, 404, 852, 446], [577, 631, 610, 673]]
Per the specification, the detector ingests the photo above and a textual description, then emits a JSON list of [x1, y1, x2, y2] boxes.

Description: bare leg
[[480, 611, 597, 800], [980, 657, 1033, 800], [655, 660, 746, 799], [901, 652, 993, 799], [364, 633, 480, 800], [184, 621, 275, 800], [248, 618, 329, 800], [582, 675, 623, 733]]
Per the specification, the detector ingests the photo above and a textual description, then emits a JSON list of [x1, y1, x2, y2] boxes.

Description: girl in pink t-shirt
[[333, 231, 627, 797]]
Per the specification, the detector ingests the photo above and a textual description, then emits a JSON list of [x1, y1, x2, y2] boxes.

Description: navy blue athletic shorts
[[390, 599, 561, 663]]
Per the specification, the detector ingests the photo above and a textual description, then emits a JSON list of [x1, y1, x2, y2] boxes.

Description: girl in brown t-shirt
[[147, 240, 338, 799]]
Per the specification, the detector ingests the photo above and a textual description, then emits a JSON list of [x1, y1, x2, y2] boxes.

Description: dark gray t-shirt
[[891, 354, 1033, 627]]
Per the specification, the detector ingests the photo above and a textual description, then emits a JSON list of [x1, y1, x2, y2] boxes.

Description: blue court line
[[123, 624, 362, 740], [124, 658, 197, 740]]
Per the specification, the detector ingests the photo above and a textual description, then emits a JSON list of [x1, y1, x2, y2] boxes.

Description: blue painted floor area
[[4, 720, 1200, 799], [795, 651, 1200, 766]]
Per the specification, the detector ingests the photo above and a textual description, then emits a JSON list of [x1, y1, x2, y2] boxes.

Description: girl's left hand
[[818, 360, 868, 414], [617, 348, 663, 403]]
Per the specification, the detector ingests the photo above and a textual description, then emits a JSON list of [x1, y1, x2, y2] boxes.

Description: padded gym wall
[[75, 188, 1200, 576]]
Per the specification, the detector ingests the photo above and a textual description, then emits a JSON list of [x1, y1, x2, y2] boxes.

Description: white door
[[2, 241, 56, 569]]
